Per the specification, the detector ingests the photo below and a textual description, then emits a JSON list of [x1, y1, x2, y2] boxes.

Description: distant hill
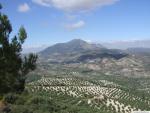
[[40, 39, 104, 56], [37, 39, 150, 78], [23, 39, 150, 53], [126, 48, 150, 56], [102, 40, 150, 49], [39, 39, 128, 63], [23, 45, 48, 53]]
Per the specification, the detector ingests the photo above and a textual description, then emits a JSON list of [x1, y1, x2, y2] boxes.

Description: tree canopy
[[0, 4, 38, 94]]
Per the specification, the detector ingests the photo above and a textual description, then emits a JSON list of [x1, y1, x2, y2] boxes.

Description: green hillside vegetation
[[24, 64, 150, 113]]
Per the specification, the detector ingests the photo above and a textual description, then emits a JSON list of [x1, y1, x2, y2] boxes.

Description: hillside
[[5, 39, 150, 113], [40, 39, 104, 56], [126, 48, 150, 56], [24, 63, 150, 113], [37, 39, 150, 77], [102, 40, 150, 49], [39, 39, 128, 63]]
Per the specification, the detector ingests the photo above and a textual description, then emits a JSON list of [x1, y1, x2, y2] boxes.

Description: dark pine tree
[[0, 4, 38, 95]]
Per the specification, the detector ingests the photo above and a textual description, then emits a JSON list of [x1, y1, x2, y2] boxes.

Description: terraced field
[[26, 76, 150, 113]]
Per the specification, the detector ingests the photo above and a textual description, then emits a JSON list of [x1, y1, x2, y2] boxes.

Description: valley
[[23, 39, 150, 113]]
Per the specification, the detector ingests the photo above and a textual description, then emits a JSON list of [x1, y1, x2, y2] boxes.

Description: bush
[[26, 96, 53, 105], [3, 93, 18, 104]]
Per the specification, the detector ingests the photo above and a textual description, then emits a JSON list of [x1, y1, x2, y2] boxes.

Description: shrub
[[3, 93, 18, 104]]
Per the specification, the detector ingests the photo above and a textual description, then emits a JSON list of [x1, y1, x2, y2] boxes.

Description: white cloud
[[65, 20, 85, 30], [32, 0, 52, 7], [18, 3, 30, 12], [32, 0, 119, 12]]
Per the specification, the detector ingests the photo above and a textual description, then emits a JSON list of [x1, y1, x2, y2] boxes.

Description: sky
[[1, 0, 150, 47]]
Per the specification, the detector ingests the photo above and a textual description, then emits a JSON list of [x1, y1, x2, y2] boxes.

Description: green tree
[[0, 4, 38, 94]]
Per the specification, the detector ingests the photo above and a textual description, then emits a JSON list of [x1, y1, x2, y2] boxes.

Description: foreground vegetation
[[23, 62, 150, 113], [3, 91, 104, 113], [4, 69, 150, 113]]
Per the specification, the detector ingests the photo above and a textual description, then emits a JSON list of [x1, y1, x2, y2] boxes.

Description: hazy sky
[[1, 0, 150, 47]]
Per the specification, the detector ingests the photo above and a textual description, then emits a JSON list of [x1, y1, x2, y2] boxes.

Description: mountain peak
[[68, 39, 87, 44], [40, 39, 105, 56]]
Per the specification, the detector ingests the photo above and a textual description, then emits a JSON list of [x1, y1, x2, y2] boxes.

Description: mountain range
[[37, 39, 150, 77], [23, 39, 150, 53], [40, 39, 104, 55], [39, 39, 128, 63], [102, 39, 150, 49]]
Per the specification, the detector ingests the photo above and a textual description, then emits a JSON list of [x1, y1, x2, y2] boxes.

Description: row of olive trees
[[0, 4, 37, 95]]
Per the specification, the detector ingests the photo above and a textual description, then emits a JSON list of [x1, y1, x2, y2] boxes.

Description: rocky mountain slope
[[40, 39, 104, 55], [39, 39, 128, 63], [38, 39, 150, 77]]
